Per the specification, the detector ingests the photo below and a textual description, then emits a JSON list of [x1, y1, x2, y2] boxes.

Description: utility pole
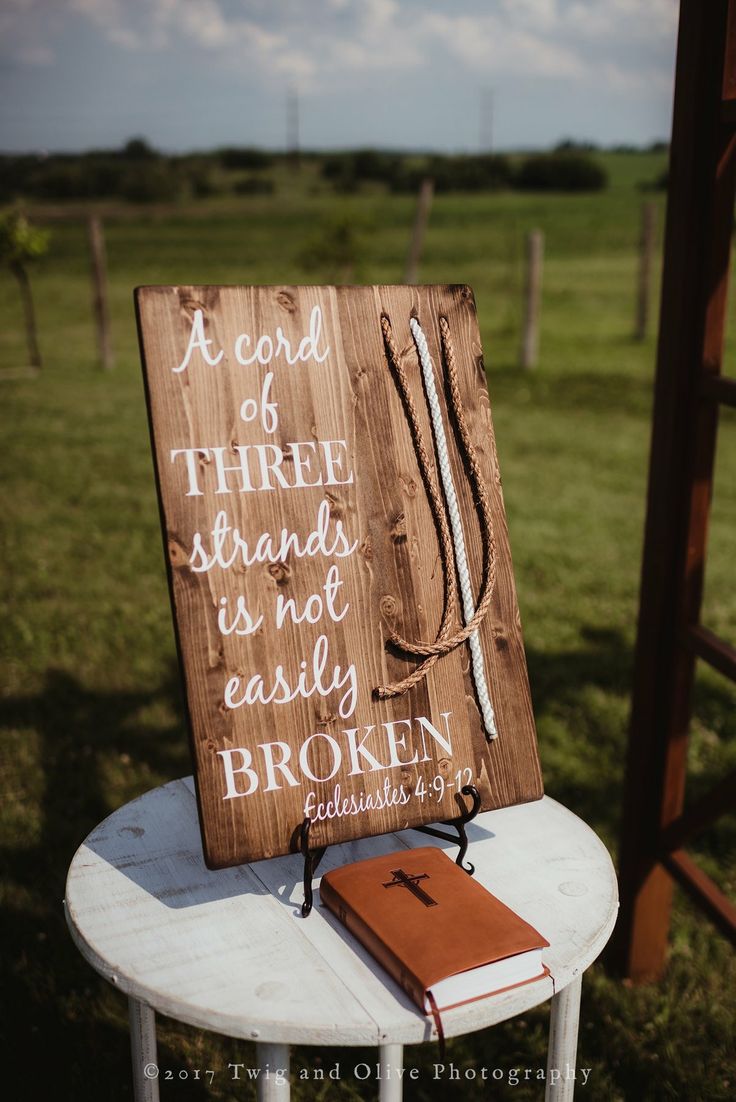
[[480, 88, 494, 153], [287, 86, 300, 170]]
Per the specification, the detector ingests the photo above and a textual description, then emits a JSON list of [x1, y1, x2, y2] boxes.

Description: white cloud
[[17, 44, 54, 65], [500, 0, 560, 33], [418, 11, 587, 80], [567, 0, 678, 42], [2, 0, 677, 111]]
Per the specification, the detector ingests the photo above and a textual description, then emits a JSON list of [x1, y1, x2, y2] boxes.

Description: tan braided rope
[[374, 313, 497, 700], [373, 314, 458, 700]]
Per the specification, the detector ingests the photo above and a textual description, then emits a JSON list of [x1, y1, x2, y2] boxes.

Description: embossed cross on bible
[[383, 868, 438, 907]]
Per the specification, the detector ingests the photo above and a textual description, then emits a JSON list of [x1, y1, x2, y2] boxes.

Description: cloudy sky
[[1, 0, 679, 153]]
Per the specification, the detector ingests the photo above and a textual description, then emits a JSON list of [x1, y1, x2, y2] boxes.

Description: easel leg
[[128, 997, 159, 1102], [256, 1042, 290, 1101], [378, 1042, 404, 1102], [545, 974, 583, 1101]]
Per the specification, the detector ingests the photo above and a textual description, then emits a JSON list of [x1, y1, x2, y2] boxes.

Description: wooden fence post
[[88, 214, 114, 371], [635, 201, 657, 340], [404, 178, 434, 285], [521, 230, 544, 369]]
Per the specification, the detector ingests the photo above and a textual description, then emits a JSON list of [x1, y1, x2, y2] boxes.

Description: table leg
[[256, 1042, 290, 1101], [378, 1043, 404, 1102], [545, 974, 583, 1101], [128, 997, 159, 1102]]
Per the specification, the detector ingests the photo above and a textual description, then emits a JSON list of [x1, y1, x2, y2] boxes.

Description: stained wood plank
[[700, 373, 736, 406], [659, 768, 736, 852], [136, 285, 542, 867], [662, 849, 736, 945], [687, 623, 736, 681]]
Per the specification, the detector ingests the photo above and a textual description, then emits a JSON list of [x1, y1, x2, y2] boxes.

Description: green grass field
[[1, 151, 735, 1100]]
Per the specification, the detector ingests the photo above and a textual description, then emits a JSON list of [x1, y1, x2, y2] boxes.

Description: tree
[[121, 137, 157, 160], [0, 211, 50, 370], [298, 214, 364, 282]]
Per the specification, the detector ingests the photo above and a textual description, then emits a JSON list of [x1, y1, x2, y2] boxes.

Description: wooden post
[[521, 230, 544, 369], [88, 214, 114, 371], [404, 177, 434, 285], [635, 202, 656, 340], [287, 87, 300, 172]]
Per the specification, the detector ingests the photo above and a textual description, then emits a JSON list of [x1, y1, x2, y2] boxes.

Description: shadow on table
[[81, 781, 496, 916], [81, 775, 272, 908]]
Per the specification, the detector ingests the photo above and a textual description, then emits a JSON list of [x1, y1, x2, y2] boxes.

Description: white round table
[[64, 779, 617, 1101]]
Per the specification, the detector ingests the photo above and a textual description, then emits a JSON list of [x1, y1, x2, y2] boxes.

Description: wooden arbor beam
[[610, 0, 736, 981]]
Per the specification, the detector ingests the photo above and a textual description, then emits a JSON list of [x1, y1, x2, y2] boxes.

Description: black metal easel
[[299, 784, 482, 917]]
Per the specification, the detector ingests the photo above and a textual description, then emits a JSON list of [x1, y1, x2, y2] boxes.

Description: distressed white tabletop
[[64, 781, 618, 1046]]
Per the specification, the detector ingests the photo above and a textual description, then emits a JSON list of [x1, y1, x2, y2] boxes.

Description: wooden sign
[[135, 285, 542, 868]]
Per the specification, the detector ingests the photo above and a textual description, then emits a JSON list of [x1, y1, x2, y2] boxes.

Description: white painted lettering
[[320, 439, 353, 485], [173, 309, 224, 373], [417, 712, 454, 759], [178, 305, 330, 373], [217, 748, 259, 798], [259, 740, 300, 791], [299, 732, 341, 783], [344, 725, 387, 774], [189, 501, 358, 574], [170, 447, 210, 497], [384, 719, 420, 768], [217, 595, 263, 637], [288, 441, 322, 489], [210, 445, 255, 494]]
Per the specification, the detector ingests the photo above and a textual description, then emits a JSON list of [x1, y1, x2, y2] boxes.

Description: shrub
[[0, 141, 174, 202], [389, 154, 512, 194], [219, 147, 273, 170], [298, 214, 366, 281], [31, 159, 125, 200], [121, 137, 158, 160], [322, 150, 403, 192], [119, 162, 180, 203], [554, 138, 598, 153], [0, 156, 43, 202], [639, 169, 668, 193], [233, 176, 275, 195], [350, 149, 403, 185], [513, 153, 608, 192], [433, 154, 512, 192]]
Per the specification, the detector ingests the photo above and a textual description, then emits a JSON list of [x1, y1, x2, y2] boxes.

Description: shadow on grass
[[524, 625, 633, 839], [487, 368, 654, 419], [526, 624, 736, 847], [0, 663, 197, 1099], [1, 665, 189, 871], [529, 625, 632, 712]]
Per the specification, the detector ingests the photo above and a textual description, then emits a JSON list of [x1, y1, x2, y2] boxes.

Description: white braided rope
[[410, 317, 498, 739]]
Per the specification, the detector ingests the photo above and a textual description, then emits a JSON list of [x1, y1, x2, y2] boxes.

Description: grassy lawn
[[1, 151, 734, 1100]]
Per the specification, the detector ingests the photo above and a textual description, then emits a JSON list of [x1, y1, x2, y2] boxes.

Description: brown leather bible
[[320, 846, 550, 1021]]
